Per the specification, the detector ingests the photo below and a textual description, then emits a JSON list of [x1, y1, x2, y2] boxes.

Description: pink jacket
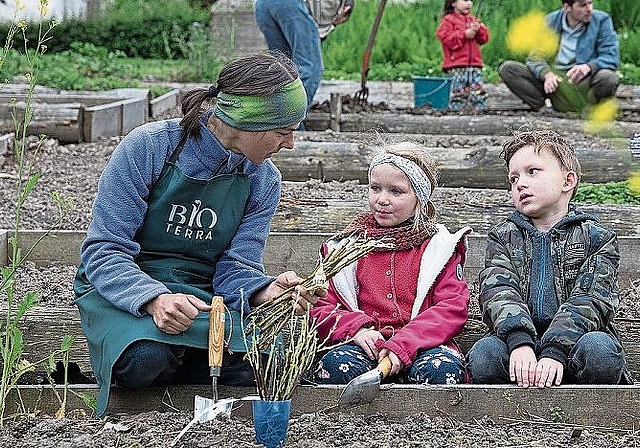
[[436, 12, 489, 69], [311, 225, 471, 368]]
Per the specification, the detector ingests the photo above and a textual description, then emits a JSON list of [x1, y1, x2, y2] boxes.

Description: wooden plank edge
[[10, 310, 640, 380], [149, 89, 180, 118], [5, 231, 639, 286], [303, 112, 640, 137], [7, 384, 640, 429]]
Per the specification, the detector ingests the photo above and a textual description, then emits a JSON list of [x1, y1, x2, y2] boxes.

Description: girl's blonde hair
[[375, 141, 439, 231]]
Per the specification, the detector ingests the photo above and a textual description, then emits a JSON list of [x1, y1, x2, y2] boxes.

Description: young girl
[[436, 0, 490, 111], [310, 142, 471, 385]]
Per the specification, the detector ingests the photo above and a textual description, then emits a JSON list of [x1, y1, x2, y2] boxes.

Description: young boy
[[467, 128, 629, 388]]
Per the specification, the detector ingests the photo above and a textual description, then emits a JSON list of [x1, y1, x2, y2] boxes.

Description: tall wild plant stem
[[0, 3, 72, 425]]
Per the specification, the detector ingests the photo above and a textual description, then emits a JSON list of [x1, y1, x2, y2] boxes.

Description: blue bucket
[[413, 76, 451, 109]]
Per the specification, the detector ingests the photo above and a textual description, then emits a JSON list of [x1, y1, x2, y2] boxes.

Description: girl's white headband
[[368, 153, 432, 205]]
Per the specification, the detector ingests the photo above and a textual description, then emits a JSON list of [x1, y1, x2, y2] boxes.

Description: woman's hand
[[251, 271, 327, 314], [353, 327, 384, 360], [144, 293, 211, 334]]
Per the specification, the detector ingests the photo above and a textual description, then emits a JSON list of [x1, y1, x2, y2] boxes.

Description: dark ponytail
[[179, 52, 300, 140]]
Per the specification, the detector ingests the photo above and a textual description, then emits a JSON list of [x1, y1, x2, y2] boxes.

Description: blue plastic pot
[[252, 399, 292, 448]]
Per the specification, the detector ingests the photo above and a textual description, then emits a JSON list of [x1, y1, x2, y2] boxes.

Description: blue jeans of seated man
[[311, 343, 466, 385], [467, 332, 627, 384], [112, 340, 255, 388], [254, 0, 323, 110]]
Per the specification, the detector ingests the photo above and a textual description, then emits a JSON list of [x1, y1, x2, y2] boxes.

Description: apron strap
[[169, 132, 190, 164]]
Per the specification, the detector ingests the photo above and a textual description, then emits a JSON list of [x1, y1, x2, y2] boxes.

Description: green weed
[[167, 21, 225, 82], [0, 4, 74, 425], [574, 181, 640, 205]]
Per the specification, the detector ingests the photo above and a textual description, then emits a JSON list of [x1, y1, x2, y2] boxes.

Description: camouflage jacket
[[479, 206, 621, 367]]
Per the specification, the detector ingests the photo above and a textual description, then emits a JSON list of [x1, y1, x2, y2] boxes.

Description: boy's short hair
[[500, 128, 582, 196]]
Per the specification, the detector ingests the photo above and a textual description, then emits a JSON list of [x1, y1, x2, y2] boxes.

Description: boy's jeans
[[255, 0, 323, 108], [467, 331, 627, 384]]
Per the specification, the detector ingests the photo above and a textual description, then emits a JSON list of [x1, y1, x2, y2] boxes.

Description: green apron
[[74, 139, 250, 416]]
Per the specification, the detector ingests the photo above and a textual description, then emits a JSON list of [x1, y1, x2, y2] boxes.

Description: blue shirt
[[80, 112, 281, 315], [527, 8, 619, 79]]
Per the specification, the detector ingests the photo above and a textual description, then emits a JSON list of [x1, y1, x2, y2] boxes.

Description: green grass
[[575, 181, 640, 206], [2, 43, 187, 93]]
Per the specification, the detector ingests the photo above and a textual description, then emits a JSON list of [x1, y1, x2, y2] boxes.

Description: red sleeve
[[309, 245, 376, 343], [380, 243, 470, 366], [436, 15, 466, 50], [309, 281, 375, 343]]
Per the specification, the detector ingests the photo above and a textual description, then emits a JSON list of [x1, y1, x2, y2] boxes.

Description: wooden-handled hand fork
[[208, 295, 225, 402]]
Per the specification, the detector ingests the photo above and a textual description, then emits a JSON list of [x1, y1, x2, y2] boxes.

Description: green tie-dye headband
[[213, 78, 307, 131]]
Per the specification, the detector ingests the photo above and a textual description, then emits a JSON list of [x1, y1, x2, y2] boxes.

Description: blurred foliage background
[[1, 0, 639, 87], [323, 0, 640, 83]]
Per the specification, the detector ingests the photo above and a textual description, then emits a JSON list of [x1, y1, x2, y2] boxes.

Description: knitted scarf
[[336, 213, 437, 251]]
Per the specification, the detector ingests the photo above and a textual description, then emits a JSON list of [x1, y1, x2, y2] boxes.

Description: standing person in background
[[499, 0, 619, 113], [436, 0, 490, 111], [254, 0, 354, 112], [74, 53, 326, 417], [310, 142, 471, 386]]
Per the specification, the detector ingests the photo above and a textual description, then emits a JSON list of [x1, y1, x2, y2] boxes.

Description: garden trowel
[[339, 356, 392, 407]]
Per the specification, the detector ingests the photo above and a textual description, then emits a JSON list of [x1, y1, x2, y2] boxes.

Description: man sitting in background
[[499, 0, 619, 113]]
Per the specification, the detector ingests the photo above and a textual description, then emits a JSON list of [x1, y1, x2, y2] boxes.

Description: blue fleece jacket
[[80, 111, 281, 316], [527, 8, 619, 79]]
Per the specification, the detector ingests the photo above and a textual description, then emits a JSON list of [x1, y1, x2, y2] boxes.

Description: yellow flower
[[629, 172, 640, 194], [506, 10, 558, 58], [583, 99, 619, 133], [38, 0, 50, 18]]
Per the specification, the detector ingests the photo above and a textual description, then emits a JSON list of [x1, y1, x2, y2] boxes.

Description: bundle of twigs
[[244, 235, 393, 350], [245, 313, 330, 401]]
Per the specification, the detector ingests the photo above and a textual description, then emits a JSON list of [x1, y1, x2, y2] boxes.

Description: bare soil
[[3, 410, 640, 448], [1, 101, 640, 447]]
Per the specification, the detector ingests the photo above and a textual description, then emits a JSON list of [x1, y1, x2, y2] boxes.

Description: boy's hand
[[535, 357, 564, 387], [509, 346, 538, 388]]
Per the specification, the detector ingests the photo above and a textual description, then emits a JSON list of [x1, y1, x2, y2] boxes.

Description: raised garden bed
[[0, 84, 179, 143], [1, 80, 640, 446]]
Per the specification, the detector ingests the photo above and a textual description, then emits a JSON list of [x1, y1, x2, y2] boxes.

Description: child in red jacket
[[436, 0, 489, 110], [309, 142, 471, 385]]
